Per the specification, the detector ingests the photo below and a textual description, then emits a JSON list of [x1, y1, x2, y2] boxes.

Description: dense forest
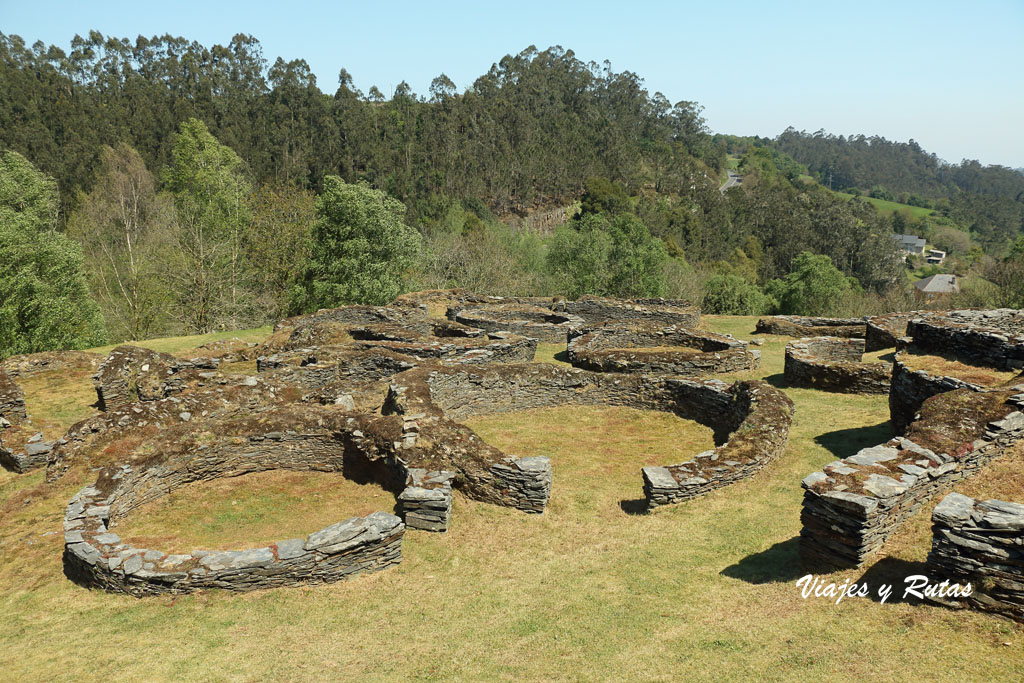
[[774, 129, 1024, 253], [1, 32, 1022, 356]]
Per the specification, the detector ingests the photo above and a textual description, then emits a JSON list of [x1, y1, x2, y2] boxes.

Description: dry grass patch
[[465, 405, 717, 514], [16, 367, 98, 440], [902, 349, 1022, 386], [116, 470, 395, 553]]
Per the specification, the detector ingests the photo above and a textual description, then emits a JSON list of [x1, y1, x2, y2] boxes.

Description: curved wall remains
[[755, 316, 866, 338], [567, 325, 758, 376], [783, 337, 890, 394], [63, 419, 405, 596]]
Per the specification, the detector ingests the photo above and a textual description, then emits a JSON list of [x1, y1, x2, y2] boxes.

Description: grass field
[[1, 317, 1021, 680], [832, 192, 936, 219]]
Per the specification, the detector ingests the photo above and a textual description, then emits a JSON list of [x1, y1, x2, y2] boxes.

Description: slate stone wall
[[906, 310, 1024, 371], [865, 312, 935, 351], [756, 316, 866, 338], [799, 392, 1024, 571], [448, 305, 584, 343], [557, 296, 700, 328], [888, 354, 985, 434], [62, 430, 405, 596], [926, 492, 1024, 622], [567, 325, 758, 376], [0, 368, 27, 423], [784, 337, 891, 394]]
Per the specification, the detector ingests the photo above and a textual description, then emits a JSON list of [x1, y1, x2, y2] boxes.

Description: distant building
[[926, 249, 946, 265], [892, 233, 926, 255], [913, 274, 959, 300]]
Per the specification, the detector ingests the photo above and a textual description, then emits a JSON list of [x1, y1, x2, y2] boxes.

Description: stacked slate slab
[[800, 395, 1024, 571], [755, 316, 866, 338], [0, 432, 57, 473], [926, 492, 1024, 622], [399, 469, 455, 531]]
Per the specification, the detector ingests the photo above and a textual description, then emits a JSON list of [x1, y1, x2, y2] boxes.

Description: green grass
[[833, 192, 935, 219], [0, 315, 1021, 680]]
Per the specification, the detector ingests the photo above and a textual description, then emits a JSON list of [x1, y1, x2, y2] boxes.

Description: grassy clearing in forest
[[0, 316, 1021, 680]]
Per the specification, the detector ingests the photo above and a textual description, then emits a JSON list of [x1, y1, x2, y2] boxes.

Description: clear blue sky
[[3, 0, 1022, 167]]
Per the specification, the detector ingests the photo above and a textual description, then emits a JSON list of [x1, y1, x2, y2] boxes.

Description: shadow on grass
[[619, 498, 648, 515], [877, 351, 897, 363], [814, 421, 893, 460], [720, 537, 804, 584], [854, 556, 930, 605], [553, 350, 570, 363], [762, 373, 786, 389]]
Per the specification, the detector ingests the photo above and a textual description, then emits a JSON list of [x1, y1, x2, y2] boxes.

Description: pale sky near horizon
[[3, 0, 1022, 167]]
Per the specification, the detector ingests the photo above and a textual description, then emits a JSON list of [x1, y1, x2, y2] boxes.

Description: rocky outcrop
[[784, 337, 890, 394], [800, 389, 1024, 571], [756, 316, 866, 338], [926, 492, 1024, 622], [568, 324, 758, 376]]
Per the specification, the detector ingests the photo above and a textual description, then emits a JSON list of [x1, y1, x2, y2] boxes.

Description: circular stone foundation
[[381, 362, 793, 512], [567, 324, 759, 376], [447, 305, 585, 343], [62, 421, 405, 596], [783, 337, 890, 394], [755, 315, 866, 338]]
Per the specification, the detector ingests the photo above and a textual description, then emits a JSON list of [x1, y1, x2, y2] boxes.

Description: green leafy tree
[[548, 215, 614, 298], [701, 273, 775, 314], [68, 144, 174, 341], [606, 214, 668, 297], [0, 150, 107, 356], [292, 177, 422, 309], [765, 251, 856, 316], [162, 118, 253, 332]]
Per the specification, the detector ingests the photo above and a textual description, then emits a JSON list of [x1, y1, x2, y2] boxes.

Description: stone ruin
[[568, 324, 759, 376], [798, 307, 1024, 621], [889, 310, 1024, 433], [755, 315, 866, 339], [447, 304, 584, 343], [864, 311, 936, 352], [783, 337, 890, 394], [56, 293, 782, 596]]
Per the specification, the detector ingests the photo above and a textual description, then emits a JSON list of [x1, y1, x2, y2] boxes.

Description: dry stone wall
[[0, 368, 27, 424], [926, 492, 1024, 622], [888, 354, 986, 434], [389, 363, 792, 510], [756, 316, 866, 338], [906, 310, 1024, 371], [784, 337, 891, 394], [568, 324, 758, 376], [865, 312, 935, 351], [448, 305, 584, 343], [93, 345, 219, 411], [800, 389, 1024, 570], [557, 296, 700, 328]]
